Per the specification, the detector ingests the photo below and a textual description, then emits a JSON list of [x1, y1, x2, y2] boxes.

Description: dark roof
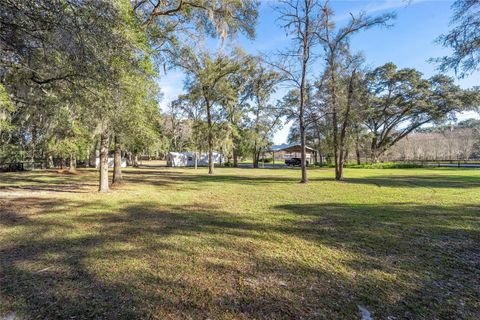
[[269, 143, 316, 153]]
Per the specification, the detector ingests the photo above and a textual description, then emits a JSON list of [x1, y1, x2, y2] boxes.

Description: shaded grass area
[[0, 167, 479, 319]]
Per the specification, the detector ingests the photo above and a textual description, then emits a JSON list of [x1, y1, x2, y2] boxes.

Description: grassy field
[[0, 166, 479, 319]]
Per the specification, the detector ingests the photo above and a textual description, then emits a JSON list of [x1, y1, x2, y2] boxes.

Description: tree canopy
[[434, 0, 480, 77]]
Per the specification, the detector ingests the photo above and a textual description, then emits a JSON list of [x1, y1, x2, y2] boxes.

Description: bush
[[344, 162, 425, 169]]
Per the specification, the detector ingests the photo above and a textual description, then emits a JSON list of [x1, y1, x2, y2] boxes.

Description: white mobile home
[[95, 157, 127, 169], [166, 152, 224, 167]]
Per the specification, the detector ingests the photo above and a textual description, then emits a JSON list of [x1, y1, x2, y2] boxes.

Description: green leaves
[[434, 0, 480, 77], [364, 62, 479, 158], [138, 0, 259, 40], [0, 84, 15, 134]]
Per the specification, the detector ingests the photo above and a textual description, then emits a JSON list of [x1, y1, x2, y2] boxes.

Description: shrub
[[345, 162, 425, 169]]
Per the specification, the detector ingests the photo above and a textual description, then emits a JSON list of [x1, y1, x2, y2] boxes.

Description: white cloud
[[335, 0, 426, 22]]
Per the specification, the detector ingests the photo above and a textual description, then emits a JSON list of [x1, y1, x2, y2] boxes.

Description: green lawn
[[0, 166, 479, 319]]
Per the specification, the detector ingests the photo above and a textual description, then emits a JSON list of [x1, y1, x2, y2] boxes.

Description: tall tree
[[364, 63, 479, 162], [109, 61, 160, 187], [178, 49, 243, 174], [220, 57, 256, 167], [316, 3, 394, 180], [273, 0, 324, 183], [0, 0, 154, 192], [248, 62, 282, 168]]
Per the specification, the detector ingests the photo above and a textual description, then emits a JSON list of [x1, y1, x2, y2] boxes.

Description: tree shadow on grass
[[0, 198, 277, 319], [123, 170, 300, 190], [125, 168, 480, 189], [310, 174, 480, 189], [0, 170, 97, 194], [3, 168, 479, 194], [1, 196, 479, 319], [274, 202, 480, 318]]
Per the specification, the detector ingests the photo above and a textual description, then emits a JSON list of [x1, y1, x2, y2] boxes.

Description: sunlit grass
[[1, 166, 479, 319]]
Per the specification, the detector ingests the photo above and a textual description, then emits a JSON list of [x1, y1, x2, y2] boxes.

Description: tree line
[[383, 119, 480, 161], [162, 0, 479, 182], [1, 0, 479, 190], [0, 0, 259, 191]]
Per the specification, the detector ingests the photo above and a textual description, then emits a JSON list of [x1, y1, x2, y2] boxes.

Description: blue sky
[[159, 0, 480, 144]]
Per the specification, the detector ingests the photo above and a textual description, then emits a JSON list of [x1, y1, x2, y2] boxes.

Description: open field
[[1, 166, 479, 319]]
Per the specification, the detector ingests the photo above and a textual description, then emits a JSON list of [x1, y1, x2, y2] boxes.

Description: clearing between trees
[[0, 166, 479, 319]]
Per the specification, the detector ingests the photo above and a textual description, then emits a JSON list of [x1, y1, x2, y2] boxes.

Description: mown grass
[[0, 166, 479, 319]]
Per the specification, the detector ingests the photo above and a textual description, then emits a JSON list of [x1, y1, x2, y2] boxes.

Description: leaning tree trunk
[[98, 132, 110, 193], [112, 135, 123, 186], [371, 147, 384, 164]]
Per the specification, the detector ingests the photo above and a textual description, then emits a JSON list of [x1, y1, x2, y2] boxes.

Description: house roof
[[269, 143, 317, 153]]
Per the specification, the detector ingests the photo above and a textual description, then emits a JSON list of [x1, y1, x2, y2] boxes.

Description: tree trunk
[[47, 155, 54, 169], [86, 148, 90, 168], [194, 151, 198, 169], [299, 119, 308, 183], [371, 137, 378, 163], [336, 70, 356, 181], [336, 143, 344, 181], [253, 142, 258, 168], [318, 143, 323, 167], [299, 32, 308, 183], [332, 94, 340, 180], [98, 132, 110, 193], [371, 149, 380, 163], [206, 101, 214, 175], [208, 148, 214, 174], [233, 148, 238, 167], [134, 154, 139, 167], [253, 146, 260, 168], [355, 127, 361, 165], [112, 135, 123, 186], [69, 155, 76, 173], [127, 152, 132, 166]]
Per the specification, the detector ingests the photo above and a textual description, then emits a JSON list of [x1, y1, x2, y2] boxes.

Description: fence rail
[[388, 159, 480, 167]]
